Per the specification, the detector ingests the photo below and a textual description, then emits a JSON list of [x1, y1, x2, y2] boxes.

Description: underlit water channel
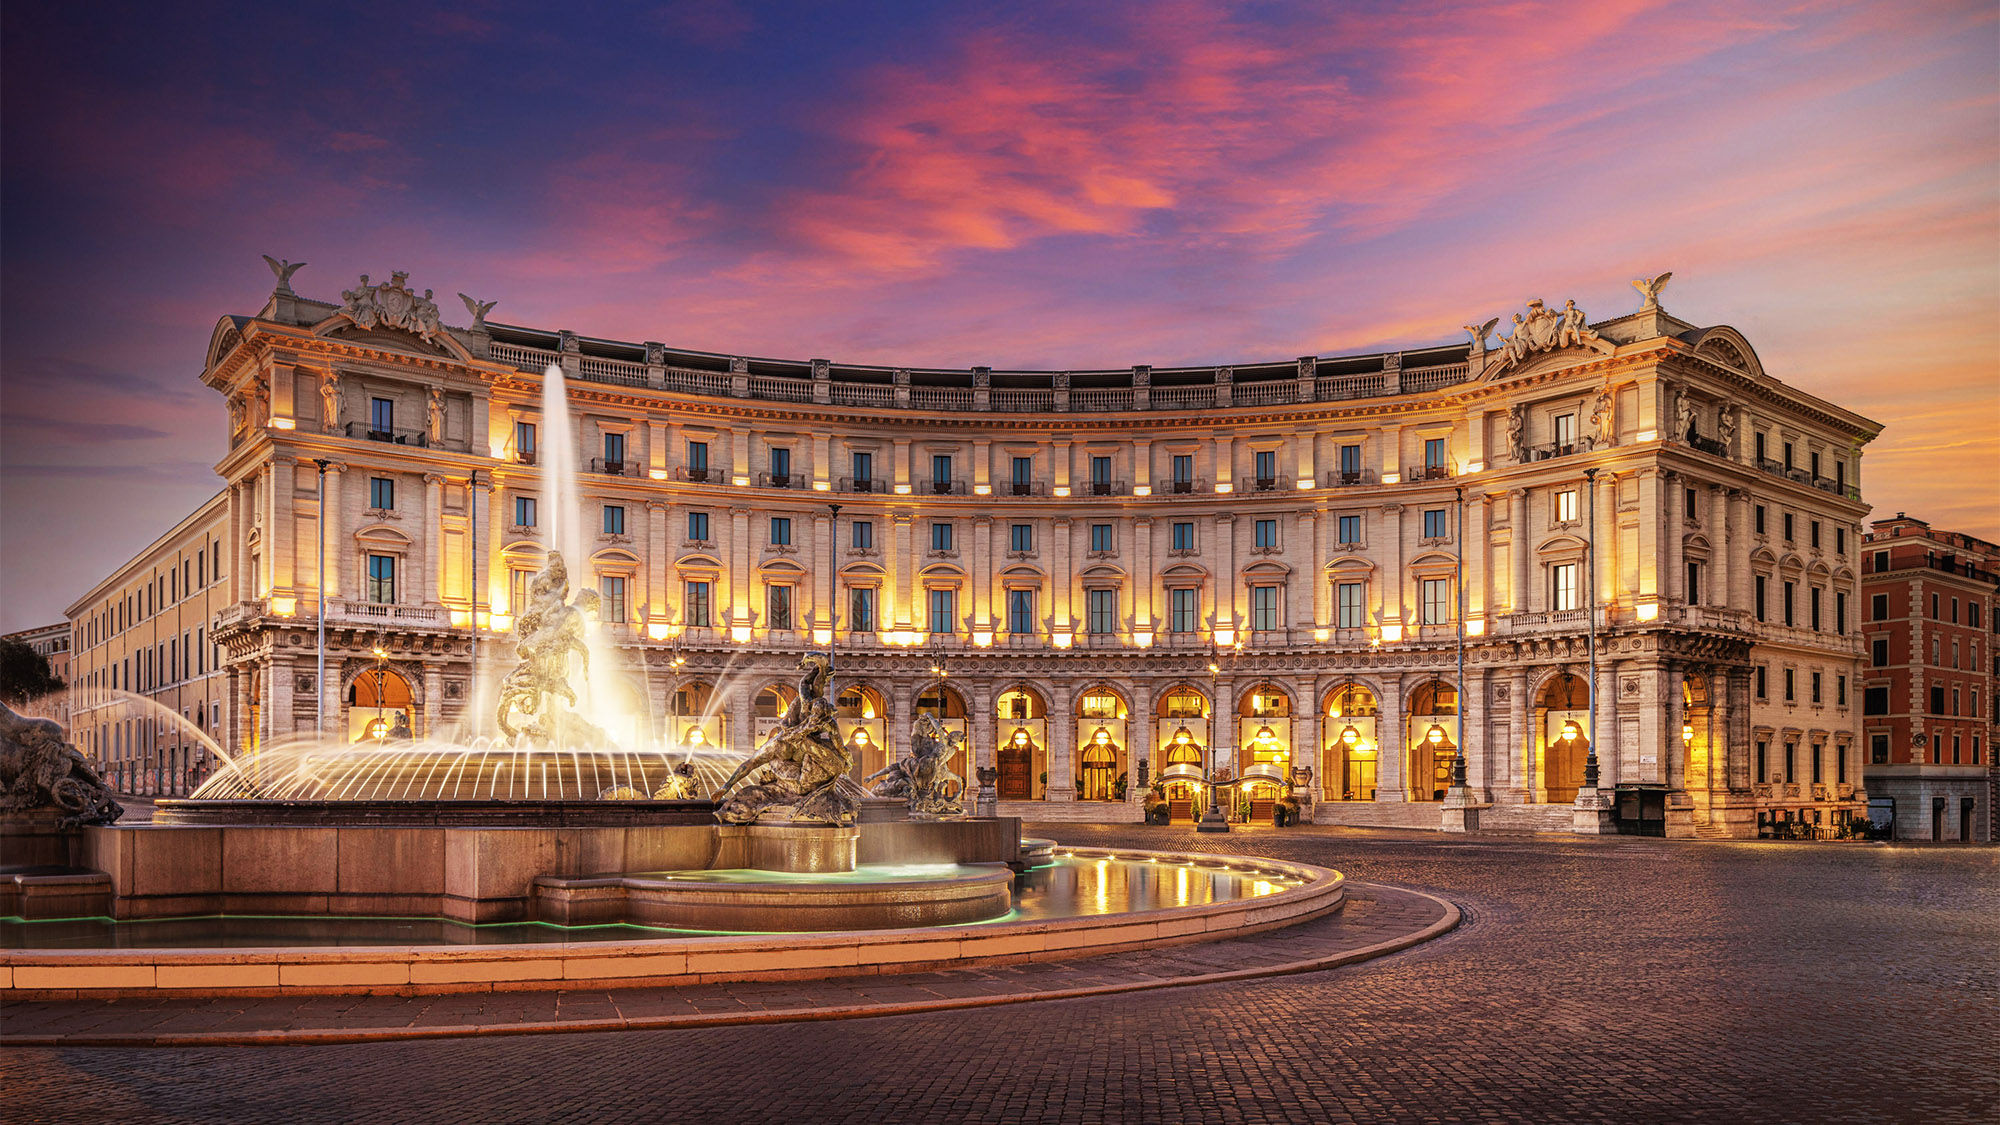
[[1, 856, 1301, 949]]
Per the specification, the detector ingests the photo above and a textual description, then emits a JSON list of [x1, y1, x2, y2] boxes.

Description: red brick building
[[1861, 514, 1997, 840]]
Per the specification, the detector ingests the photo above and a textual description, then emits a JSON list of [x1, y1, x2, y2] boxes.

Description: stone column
[[1375, 675, 1406, 801], [1051, 517, 1073, 633], [646, 500, 669, 628], [1709, 483, 1731, 609], [1215, 513, 1238, 635], [423, 663, 442, 740], [1727, 488, 1753, 612], [971, 679, 996, 776], [322, 464, 349, 600], [1465, 666, 1491, 800], [1049, 681, 1076, 801], [486, 473, 508, 615], [730, 506, 752, 629], [1598, 472, 1621, 609], [1508, 488, 1530, 613], [1596, 660, 1621, 788], [1132, 516, 1155, 631], [1508, 666, 1531, 802], [1636, 468, 1662, 600], [973, 516, 994, 630], [1378, 504, 1404, 627], [1663, 472, 1684, 604], [729, 682, 753, 757], [1294, 511, 1316, 633], [892, 514, 915, 630], [1464, 494, 1489, 621], [267, 654, 294, 745], [424, 473, 446, 605], [1311, 502, 1331, 629], [813, 511, 834, 632], [233, 480, 255, 600]]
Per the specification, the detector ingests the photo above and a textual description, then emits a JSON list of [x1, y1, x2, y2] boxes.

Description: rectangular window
[[1551, 563, 1579, 611], [848, 587, 876, 633], [1810, 451, 1822, 479], [603, 505, 625, 535], [1552, 414, 1575, 451], [765, 446, 789, 482], [1422, 509, 1449, 538], [1754, 505, 1767, 534], [1872, 592, 1888, 620], [1339, 444, 1362, 477], [1171, 454, 1194, 486], [684, 581, 711, 627], [1755, 431, 1768, 463], [931, 522, 954, 552], [852, 450, 873, 488], [1837, 675, 1848, 706], [1421, 577, 1452, 625], [1254, 450, 1277, 485], [1091, 455, 1113, 487], [1254, 519, 1278, 549], [1871, 733, 1889, 764], [766, 585, 792, 631], [928, 588, 957, 635], [1783, 441, 1794, 469], [1784, 742, 1797, 782], [1686, 562, 1701, 605], [1169, 588, 1199, 633], [1835, 527, 1846, 554], [1784, 668, 1796, 702], [851, 520, 873, 550], [604, 431, 626, 466], [601, 576, 627, 623], [1684, 487, 1697, 519], [1086, 589, 1118, 635], [1011, 456, 1033, 487], [1873, 549, 1889, 573], [687, 511, 709, 542], [1811, 743, 1823, 784], [510, 569, 533, 615], [1951, 597, 1960, 624], [687, 440, 709, 474], [514, 421, 536, 460], [1931, 592, 1940, 619], [1555, 490, 1578, 523], [1424, 437, 1447, 470], [1757, 740, 1769, 780], [1783, 513, 1795, 542], [1755, 665, 1768, 699], [1007, 589, 1036, 635], [771, 517, 792, 546], [1810, 587, 1823, 631], [1251, 585, 1279, 631], [366, 554, 396, 603], [1755, 576, 1768, 622], [1338, 582, 1365, 629], [1172, 521, 1195, 551], [1783, 581, 1796, 626], [370, 397, 393, 434], [1835, 592, 1847, 634], [1090, 523, 1114, 553], [1809, 520, 1821, 548], [514, 496, 537, 528], [931, 453, 952, 487], [1811, 671, 1822, 704], [1338, 514, 1362, 544], [1872, 637, 1888, 666], [369, 477, 394, 510], [1010, 523, 1033, 553]]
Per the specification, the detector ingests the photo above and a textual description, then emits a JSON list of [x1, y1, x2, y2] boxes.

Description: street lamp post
[[1582, 467, 1601, 792], [1449, 484, 1469, 792], [314, 459, 331, 739], [827, 502, 841, 672], [1198, 641, 1241, 833]]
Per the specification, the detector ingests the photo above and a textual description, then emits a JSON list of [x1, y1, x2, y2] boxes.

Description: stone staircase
[[998, 800, 1142, 823], [1693, 819, 1735, 840], [1477, 804, 1578, 834]]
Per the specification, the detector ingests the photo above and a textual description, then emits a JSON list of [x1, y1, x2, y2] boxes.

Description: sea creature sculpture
[[866, 713, 965, 819], [0, 701, 123, 827], [712, 654, 857, 825]]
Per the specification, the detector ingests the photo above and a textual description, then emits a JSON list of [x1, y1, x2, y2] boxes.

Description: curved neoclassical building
[[64, 269, 1879, 837]]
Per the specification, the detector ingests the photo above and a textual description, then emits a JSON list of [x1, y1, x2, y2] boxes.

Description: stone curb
[[0, 883, 1457, 1047]]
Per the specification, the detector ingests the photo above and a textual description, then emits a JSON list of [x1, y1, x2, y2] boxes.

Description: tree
[[0, 638, 64, 707]]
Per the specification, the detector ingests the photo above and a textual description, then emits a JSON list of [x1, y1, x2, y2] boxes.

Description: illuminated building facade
[[63, 268, 1880, 834]]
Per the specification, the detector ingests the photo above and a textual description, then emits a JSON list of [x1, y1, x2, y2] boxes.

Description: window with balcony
[[684, 581, 711, 627], [770, 517, 791, 546], [1552, 414, 1575, 453], [1555, 490, 1577, 524], [851, 451, 874, 491], [1339, 444, 1362, 483], [929, 588, 956, 634], [1086, 588, 1118, 635], [686, 440, 710, 481], [1169, 588, 1199, 633], [851, 520, 873, 550], [1421, 577, 1452, 625], [1551, 563, 1579, 612], [1254, 519, 1278, 549], [1007, 589, 1036, 635], [1254, 450, 1278, 489], [366, 554, 396, 603], [603, 505, 625, 535], [1338, 514, 1362, 545], [1010, 523, 1033, 553], [931, 453, 952, 493], [1171, 521, 1195, 551], [1010, 456, 1033, 495], [514, 496, 537, 528], [514, 421, 536, 462], [1422, 508, 1449, 538], [369, 477, 395, 511], [370, 397, 394, 436], [848, 587, 876, 632], [1090, 455, 1113, 494], [1171, 454, 1195, 492], [1424, 437, 1448, 476], [1338, 581, 1365, 628], [603, 431, 626, 471], [931, 522, 954, 552], [1754, 431, 1767, 464], [1251, 585, 1279, 631], [766, 585, 793, 631], [686, 510, 710, 542], [1782, 441, 1794, 470], [1090, 523, 1114, 553], [601, 576, 627, 624]]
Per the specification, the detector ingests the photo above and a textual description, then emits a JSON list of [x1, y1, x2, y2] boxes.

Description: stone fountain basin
[[533, 863, 1015, 932]]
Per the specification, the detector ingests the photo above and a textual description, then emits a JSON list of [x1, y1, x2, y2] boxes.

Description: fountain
[[1, 363, 1349, 997]]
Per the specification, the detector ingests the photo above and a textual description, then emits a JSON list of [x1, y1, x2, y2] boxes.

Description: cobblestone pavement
[[6, 826, 1997, 1124]]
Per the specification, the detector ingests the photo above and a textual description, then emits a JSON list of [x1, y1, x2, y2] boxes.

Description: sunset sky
[[2, 0, 1995, 633]]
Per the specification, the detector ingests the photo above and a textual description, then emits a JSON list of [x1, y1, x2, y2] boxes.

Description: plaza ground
[[5, 825, 1995, 1124]]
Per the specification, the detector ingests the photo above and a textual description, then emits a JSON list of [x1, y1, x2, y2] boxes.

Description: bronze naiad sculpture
[[0, 701, 123, 827], [867, 712, 965, 819], [712, 654, 857, 825], [495, 553, 610, 748]]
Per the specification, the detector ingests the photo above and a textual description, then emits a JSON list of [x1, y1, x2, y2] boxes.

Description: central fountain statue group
[[497, 553, 963, 825]]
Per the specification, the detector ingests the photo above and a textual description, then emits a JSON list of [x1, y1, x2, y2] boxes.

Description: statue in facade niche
[[495, 552, 608, 747], [867, 712, 966, 819], [1505, 404, 1526, 460], [0, 702, 123, 827], [426, 387, 443, 444], [1675, 388, 1696, 443], [712, 654, 857, 826], [1589, 385, 1616, 449], [1719, 408, 1738, 455], [319, 372, 340, 433]]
